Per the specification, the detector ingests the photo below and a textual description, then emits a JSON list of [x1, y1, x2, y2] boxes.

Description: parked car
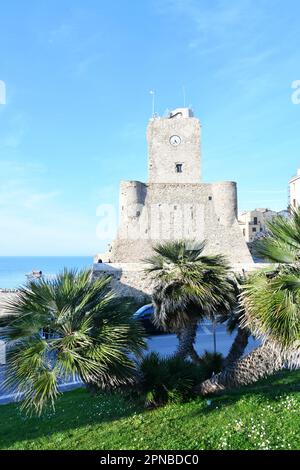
[[133, 304, 165, 335]]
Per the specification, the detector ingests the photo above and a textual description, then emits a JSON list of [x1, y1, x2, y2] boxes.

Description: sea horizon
[[0, 256, 94, 289]]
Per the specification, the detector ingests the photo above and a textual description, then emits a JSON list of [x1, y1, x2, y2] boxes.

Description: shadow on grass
[[188, 369, 300, 418], [1, 370, 300, 449], [0, 387, 144, 449]]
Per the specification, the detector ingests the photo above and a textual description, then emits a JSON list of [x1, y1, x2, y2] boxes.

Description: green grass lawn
[[1, 370, 300, 450]]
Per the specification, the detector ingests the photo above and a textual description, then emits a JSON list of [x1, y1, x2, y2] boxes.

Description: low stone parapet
[[92, 262, 272, 301]]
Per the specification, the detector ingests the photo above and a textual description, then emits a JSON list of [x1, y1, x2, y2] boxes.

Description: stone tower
[[94, 108, 253, 298], [148, 108, 201, 184]]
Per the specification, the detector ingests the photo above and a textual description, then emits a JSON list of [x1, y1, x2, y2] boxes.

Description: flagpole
[[150, 90, 155, 117]]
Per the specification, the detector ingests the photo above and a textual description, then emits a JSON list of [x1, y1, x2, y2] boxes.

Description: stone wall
[[0, 291, 17, 316], [109, 181, 252, 264], [93, 263, 153, 302], [93, 262, 268, 301]]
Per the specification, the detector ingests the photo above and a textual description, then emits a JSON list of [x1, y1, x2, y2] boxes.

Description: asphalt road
[[0, 323, 259, 405], [147, 322, 259, 357]]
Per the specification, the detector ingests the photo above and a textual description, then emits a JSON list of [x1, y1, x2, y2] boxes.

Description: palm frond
[[145, 240, 236, 332], [2, 269, 147, 414], [241, 266, 300, 349], [254, 209, 300, 263]]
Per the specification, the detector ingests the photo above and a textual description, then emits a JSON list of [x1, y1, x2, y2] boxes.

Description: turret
[[212, 181, 238, 226]]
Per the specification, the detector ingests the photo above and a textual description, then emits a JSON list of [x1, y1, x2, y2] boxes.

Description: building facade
[[239, 208, 289, 243], [289, 169, 300, 209]]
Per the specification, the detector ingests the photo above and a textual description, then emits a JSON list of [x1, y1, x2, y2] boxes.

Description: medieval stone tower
[[94, 108, 253, 298]]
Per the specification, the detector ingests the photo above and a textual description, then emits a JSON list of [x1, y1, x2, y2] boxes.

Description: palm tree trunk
[[176, 320, 201, 363], [223, 327, 250, 368], [195, 340, 286, 396], [212, 320, 217, 354], [189, 344, 202, 364]]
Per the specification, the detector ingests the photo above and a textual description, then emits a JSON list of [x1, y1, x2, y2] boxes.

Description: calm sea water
[[0, 257, 93, 289]]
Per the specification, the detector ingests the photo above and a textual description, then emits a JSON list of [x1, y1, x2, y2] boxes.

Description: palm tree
[[197, 209, 300, 395], [218, 273, 251, 368], [197, 338, 286, 396], [1, 269, 146, 414], [198, 266, 300, 395], [145, 240, 236, 362], [254, 208, 300, 263]]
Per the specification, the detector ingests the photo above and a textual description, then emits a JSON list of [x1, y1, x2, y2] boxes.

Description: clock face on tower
[[169, 135, 181, 146]]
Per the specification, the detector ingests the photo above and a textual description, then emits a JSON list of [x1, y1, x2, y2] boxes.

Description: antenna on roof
[[149, 90, 156, 117]]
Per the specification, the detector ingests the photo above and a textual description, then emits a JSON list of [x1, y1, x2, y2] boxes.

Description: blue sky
[[0, 0, 300, 255]]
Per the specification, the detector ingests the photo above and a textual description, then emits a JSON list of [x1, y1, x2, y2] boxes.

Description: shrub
[[138, 352, 203, 407], [199, 350, 224, 380]]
